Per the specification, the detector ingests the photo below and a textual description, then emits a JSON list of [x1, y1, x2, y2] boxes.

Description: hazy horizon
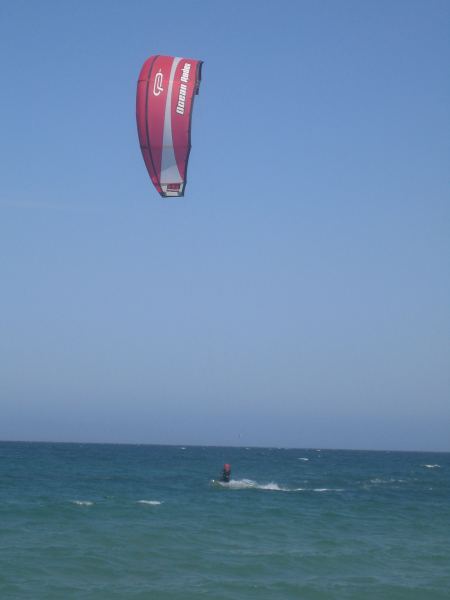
[[1, 437, 449, 455]]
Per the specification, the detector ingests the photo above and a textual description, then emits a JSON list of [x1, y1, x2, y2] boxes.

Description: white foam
[[298, 457, 309, 461], [72, 500, 93, 506], [179, 447, 186, 450], [258, 482, 287, 491], [212, 479, 345, 492], [225, 478, 258, 489], [423, 464, 440, 469], [137, 500, 162, 505], [212, 478, 289, 491]]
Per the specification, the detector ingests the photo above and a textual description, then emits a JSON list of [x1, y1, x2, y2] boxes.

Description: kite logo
[[153, 70, 164, 96], [181, 62, 191, 83], [176, 84, 187, 115]]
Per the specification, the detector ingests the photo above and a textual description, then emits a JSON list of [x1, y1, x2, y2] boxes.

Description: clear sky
[[0, 1, 449, 450]]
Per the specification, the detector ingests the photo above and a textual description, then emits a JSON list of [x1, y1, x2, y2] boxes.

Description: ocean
[[0, 442, 448, 599]]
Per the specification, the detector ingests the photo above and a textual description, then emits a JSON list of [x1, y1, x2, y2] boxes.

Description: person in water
[[221, 463, 231, 482]]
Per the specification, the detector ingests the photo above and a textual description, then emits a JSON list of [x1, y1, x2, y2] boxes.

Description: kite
[[136, 55, 203, 197]]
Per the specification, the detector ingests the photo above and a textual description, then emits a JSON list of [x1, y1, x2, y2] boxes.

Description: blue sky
[[0, 1, 449, 450]]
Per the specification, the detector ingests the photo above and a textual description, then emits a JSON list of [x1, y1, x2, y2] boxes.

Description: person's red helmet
[[224, 463, 231, 470]]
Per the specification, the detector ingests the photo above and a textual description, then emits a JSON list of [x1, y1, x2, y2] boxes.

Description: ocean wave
[[137, 500, 162, 505], [298, 457, 309, 461], [72, 500, 93, 506], [423, 464, 440, 469]]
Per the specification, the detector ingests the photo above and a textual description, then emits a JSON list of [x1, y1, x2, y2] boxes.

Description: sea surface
[[0, 442, 449, 599]]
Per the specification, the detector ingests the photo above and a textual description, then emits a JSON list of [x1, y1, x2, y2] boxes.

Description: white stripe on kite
[[160, 57, 183, 184]]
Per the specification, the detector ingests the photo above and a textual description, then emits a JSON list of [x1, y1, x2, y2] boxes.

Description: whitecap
[[423, 464, 440, 469], [179, 447, 186, 450], [137, 500, 162, 505], [72, 500, 93, 506], [298, 457, 309, 461], [313, 488, 344, 492]]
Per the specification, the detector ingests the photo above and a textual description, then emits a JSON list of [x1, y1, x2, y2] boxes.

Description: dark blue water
[[0, 442, 449, 599]]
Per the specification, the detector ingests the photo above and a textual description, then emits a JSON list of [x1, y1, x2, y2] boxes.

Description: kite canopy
[[136, 55, 203, 197]]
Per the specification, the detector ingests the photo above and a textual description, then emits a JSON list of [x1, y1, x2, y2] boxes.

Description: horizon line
[[0, 438, 448, 454]]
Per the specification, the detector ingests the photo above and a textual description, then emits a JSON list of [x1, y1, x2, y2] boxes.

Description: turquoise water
[[0, 442, 449, 599]]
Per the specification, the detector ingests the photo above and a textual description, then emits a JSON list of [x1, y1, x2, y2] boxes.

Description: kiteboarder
[[221, 463, 231, 483]]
